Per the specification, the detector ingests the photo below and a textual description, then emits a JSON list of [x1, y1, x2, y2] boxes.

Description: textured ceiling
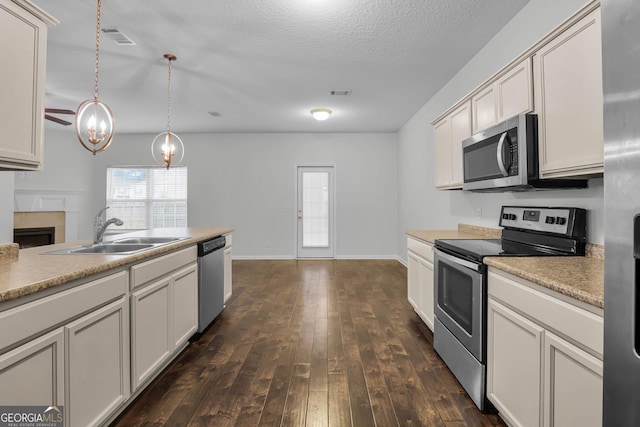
[[33, 0, 529, 134]]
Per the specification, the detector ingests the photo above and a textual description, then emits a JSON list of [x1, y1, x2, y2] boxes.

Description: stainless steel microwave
[[461, 114, 587, 192]]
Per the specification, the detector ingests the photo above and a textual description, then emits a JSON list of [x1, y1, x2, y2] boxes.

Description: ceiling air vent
[[101, 28, 136, 46], [330, 90, 351, 96]]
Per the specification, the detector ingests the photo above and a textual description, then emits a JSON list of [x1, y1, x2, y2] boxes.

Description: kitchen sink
[[41, 236, 188, 255], [43, 243, 155, 255], [113, 236, 189, 245]]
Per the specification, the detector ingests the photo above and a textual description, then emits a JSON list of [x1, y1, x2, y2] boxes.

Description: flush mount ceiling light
[[311, 108, 332, 121], [151, 54, 184, 169], [75, 0, 115, 155]]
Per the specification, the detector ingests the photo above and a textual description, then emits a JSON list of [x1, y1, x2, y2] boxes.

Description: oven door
[[433, 247, 485, 362]]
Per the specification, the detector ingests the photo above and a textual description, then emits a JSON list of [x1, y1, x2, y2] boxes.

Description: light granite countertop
[[407, 224, 502, 244], [407, 225, 604, 309], [484, 256, 604, 309], [0, 227, 233, 304]]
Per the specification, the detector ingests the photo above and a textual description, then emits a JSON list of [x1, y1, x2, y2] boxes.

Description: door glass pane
[[302, 172, 329, 247], [438, 263, 473, 334]]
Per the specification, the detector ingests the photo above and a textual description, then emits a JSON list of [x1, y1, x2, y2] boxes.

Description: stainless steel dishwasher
[[197, 235, 226, 332]]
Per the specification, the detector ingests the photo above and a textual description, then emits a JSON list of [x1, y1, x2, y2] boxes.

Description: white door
[[297, 166, 334, 258]]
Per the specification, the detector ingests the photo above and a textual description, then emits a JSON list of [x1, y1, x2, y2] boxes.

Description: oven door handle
[[433, 247, 482, 272]]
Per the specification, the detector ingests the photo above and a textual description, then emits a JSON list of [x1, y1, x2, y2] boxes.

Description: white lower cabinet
[[66, 297, 130, 427], [131, 277, 172, 391], [130, 246, 198, 393], [487, 268, 603, 427], [224, 234, 232, 303], [487, 298, 543, 426], [544, 331, 602, 427], [407, 237, 434, 331], [172, 264, 198, 349], [0, 328, 64, 406]]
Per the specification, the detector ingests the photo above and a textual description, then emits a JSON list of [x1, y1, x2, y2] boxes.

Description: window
[[106, 166, 187, 231]]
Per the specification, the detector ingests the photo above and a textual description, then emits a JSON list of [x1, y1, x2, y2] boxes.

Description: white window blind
[[106, 166, 187, 231]]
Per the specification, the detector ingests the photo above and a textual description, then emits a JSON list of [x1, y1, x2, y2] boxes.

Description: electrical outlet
[[475, 208, 482, 219]]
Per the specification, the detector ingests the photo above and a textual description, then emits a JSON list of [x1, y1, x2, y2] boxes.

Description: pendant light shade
[[152, 54, 184, 169], [152, 131, 184, 169], [75, 0, 115, 155], [76, 99, 114, 154]]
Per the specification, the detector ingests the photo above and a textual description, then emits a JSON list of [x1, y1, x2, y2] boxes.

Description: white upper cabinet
[[433, 100, 471, 189], [534, 7, 603, 178], [0, 0, 57, 170], [434, 1, 602, 187], [472, 57, 533, 134]]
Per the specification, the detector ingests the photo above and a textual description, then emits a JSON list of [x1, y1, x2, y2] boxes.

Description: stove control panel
[[499, 206, 586, 238]]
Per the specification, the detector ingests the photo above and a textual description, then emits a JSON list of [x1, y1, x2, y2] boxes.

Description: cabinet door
[[407, 251, 421, 311], [172, 263, 198, 349], [487, 298, 543, 427], [66, 297, 129, 427], [544, 332, 602, 427], [224, 246, 232, 303], [449, 101, 471, 187], [418, 257, 434, 331], [0, 0, 49, 170], [433, 117, 452, 188], [497, 57, 533, 122], [533, 8, 603, 178], [434, 101, 470, 189], [131, 278, 171, 391], [472, 84, 497, 134], [0, 328, 64, 406]]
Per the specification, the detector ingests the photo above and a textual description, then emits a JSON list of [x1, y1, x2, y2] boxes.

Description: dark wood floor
[[111, 260, 506, 426]]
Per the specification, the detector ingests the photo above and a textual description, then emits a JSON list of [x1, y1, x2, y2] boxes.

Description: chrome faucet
[[93, 207, 124, 244]]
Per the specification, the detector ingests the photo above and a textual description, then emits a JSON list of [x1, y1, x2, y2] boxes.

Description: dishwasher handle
[[198, 236, 226, 256]]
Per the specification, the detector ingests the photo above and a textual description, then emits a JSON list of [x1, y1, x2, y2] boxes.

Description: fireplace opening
[[14, 227, 56, 249]]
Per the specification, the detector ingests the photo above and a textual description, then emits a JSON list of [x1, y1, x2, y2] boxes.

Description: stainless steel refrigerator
[[602, 0, 640, 424]]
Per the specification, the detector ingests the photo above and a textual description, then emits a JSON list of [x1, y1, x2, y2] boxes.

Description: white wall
[[86, 132, 399, 259], [13, 128, 95, 240], [397, 0, 604, 262], [0, 173, 14, 243]]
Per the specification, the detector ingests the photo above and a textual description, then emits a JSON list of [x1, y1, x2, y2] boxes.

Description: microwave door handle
[[433, 247, 481, 272], [496, 132, 509, 177]]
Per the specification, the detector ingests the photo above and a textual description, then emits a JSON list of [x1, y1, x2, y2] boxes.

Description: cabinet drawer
[[130, 246, 197, 290], [407, 237, 433, 262], [488, 269, 603, 358], [0, 271, 127, 352]]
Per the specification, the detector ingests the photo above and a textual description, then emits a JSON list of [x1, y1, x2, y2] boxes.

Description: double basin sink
[[43, 236, 189, 255]]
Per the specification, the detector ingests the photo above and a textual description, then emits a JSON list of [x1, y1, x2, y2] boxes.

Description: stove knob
[[502, 213, 509, 220], [545, 216, 555, 224], [508, 213, 517, 220], [556, 217, 566, 225]]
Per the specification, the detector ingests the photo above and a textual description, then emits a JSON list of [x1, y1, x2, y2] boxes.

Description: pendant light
[[75, 0, 115, 155], [151, 54, 184, 169]]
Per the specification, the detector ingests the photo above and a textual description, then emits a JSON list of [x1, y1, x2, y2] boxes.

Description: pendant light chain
[[166, 57, 172, 132], [93, 0, 102, 100]]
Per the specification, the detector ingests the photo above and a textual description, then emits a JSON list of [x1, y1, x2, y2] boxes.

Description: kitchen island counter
[[0, 227, 234, 304]]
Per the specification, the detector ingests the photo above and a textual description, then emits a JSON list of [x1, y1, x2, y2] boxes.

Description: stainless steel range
[[432, 206, 587, 410]]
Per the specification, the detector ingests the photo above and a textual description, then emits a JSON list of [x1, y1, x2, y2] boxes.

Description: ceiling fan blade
[[45, 108, 75, 115], [45, 114, 73, 126]]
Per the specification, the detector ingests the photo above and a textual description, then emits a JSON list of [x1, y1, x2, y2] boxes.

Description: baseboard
[[396, 255, 407, 267], [232, 255, 296, 260], [232, 255, 402, 261]]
